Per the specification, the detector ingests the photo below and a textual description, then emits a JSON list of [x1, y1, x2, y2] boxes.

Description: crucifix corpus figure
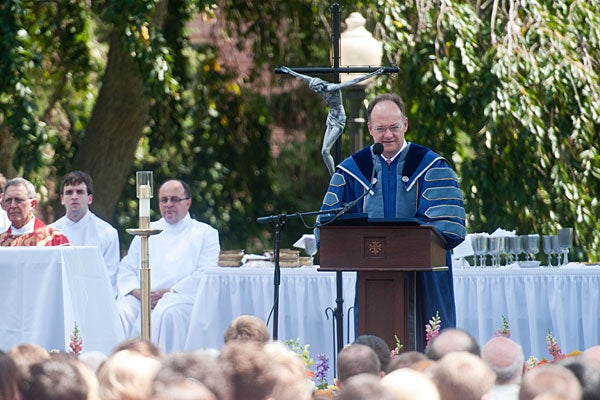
[[280, 66, 385, 176]]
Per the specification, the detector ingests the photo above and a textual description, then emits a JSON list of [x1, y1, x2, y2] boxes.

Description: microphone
[[373, 142, 384, 157], [371, 143, 383, 190], [328, 143, 383, 220]]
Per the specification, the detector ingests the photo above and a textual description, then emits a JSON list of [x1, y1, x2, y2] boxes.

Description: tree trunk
[[0, 123, 16, 178], [71, 29, 149, 222], [71, 1, 169, 223]]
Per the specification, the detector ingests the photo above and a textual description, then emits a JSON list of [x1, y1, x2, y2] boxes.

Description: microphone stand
[[258, 153, 379, 347], [257, 207, 343, 341]]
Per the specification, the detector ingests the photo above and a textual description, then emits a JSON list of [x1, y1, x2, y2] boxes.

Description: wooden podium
[[318, 223, 447, 351]]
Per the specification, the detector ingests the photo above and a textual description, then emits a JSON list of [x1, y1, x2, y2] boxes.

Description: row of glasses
[[522, 234, 540, 261], [470, 228, 572, 268], [470, 233, 541, 268], [542, 228, 573, 267], [470, 235, 511, 268], [488, 236, 505, 268], [471, 234, 488, 268], [542, 235, 560, 267]]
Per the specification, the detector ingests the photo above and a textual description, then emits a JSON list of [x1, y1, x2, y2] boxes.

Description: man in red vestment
[[0, 177, 69, 246]]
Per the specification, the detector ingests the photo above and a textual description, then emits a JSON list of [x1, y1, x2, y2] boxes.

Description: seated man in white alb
[[116, 179, 220, 353], [50, 171, 121, 297]]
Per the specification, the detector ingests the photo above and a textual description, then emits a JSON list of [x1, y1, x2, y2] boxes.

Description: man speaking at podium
[[318, 93, 466, 351]]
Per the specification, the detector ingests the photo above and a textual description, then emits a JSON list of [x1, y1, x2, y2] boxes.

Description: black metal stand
[[335, 271, 345, 353], [257, 207, 343, 340]]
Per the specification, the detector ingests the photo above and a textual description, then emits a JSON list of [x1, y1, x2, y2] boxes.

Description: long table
[[454, 264, 600, 360], [0, 247, 125, 354], [185, 266, 357, 366], [185, 264, 599, 364], [3, 248, 595, 363]]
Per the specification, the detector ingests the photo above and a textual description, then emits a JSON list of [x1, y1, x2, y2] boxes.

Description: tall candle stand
[[126, 171, 162, 341]]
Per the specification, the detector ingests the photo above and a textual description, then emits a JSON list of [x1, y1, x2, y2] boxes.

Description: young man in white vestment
[[116, 179, 220, 353], [50, 171, 121, 296]]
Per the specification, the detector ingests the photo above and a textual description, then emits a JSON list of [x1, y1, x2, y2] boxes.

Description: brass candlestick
[[126, 171, 161, 341]]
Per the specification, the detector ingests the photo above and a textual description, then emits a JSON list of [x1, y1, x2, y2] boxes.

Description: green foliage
[[378, 0, 600, 260], [0, 1, 47, 173], [0, 0, 96, 179]]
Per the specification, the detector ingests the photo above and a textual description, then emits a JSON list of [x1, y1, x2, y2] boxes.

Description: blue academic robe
[[318, 143, 466, 351]]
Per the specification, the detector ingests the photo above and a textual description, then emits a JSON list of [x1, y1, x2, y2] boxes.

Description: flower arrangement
[[495, 317, 580, 369], [69, 322, 83, 357], [390, 311, 441, 358], [285, 339, 335, 393]]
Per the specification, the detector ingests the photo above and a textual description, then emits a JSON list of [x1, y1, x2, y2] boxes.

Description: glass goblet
[[472, 235, 488, 268], [488, 237, 501, 268], [304, 235, 318, 266], [526, 234, 540, 262], [520, 235, 530, 261], [509, 236, 522, 264], [542, 235, 554, 267], [557, 228, 573, 266], [470, 235, 481, 267], [497, 236, 508, 267], [551, 235, 562, 267]]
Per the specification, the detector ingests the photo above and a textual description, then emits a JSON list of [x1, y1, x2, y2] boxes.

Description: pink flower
[[425, 311, 441, 349], [494, 315, 511, 337], [69, 323, 83, 357], [546, 330, 564, 361], [390, 335, 404, 358]]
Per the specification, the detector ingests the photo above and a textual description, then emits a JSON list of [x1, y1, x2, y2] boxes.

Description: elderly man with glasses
[[317, 93, 466, 352], [0, 177, 70, 247], [116, 179, 220, 353]]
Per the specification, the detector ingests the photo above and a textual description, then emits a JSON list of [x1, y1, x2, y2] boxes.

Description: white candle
[[139, 197, 150, 217], [138, 184, 152, 198]]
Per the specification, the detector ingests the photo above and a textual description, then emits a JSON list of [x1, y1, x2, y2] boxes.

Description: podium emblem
[[368, 240, 383, 255]]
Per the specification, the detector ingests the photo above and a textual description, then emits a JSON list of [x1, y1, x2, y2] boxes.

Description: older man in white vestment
[[116, 179, 220, 353], [50, 171, 121, 296]]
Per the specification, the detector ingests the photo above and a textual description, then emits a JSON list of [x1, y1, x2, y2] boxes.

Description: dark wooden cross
[[273, 3, 399, 356]]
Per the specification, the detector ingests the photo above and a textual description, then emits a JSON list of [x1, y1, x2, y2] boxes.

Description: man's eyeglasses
[[1, 197, 28, 206], [159, 196, 190, 204], [372, 124, 403, 135]]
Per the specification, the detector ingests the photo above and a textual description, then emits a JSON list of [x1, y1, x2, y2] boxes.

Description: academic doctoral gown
[[318, 143, 466, 350], [51, 211, 120, 297], [116, 213, 220, 353], [0, 217, 70, 247]]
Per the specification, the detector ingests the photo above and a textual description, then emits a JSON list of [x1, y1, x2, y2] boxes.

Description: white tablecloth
[[454, 264, 600, 360], [0, 247, 125, 354], [185, 267, 357, 365], [185, 264, 600, 364]]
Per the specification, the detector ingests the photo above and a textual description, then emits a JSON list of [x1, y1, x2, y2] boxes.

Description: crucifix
[[274, 3, 399, 355]]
